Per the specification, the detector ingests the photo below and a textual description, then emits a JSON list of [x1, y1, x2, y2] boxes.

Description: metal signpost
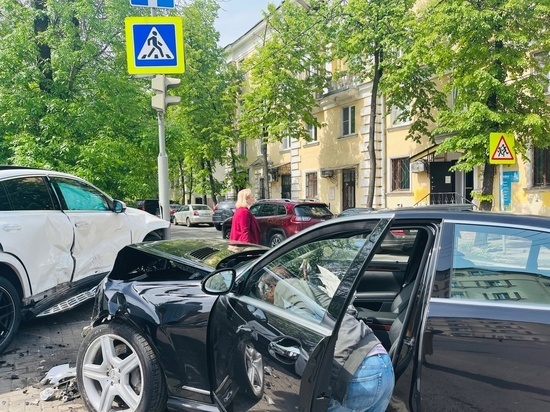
[[125, 2, 184, 229]]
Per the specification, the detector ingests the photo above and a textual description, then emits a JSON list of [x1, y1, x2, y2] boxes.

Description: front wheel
[[215, 223, 222, 231], [0, 277, 21, 354], [223, 227, 230, 239], [186, 218, 192, 227], [236, 340, 264, 400], [269, 233, 286, 248], [77, 321, 167, 412]]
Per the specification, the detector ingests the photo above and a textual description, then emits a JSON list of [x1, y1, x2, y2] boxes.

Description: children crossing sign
[[489, 133, 516, 165], [125, 16, 184, 75]]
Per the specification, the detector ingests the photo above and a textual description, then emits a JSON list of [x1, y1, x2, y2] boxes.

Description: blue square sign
[[125, 17, 185, 74], [130, 0, 174, 9]]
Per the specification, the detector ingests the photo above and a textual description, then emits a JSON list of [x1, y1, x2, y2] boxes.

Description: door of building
[[430, 161, 455, 204], [281, 174, 291, 199], [342, 168, 356, 210]]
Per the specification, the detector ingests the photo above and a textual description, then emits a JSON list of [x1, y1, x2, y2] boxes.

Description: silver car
[[173, 204, 214, 227]]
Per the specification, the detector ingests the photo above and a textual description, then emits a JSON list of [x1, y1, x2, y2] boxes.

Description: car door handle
[[74, 221, 89, 228], [268, 337, 301, 362], [2, 224, 21, 232]]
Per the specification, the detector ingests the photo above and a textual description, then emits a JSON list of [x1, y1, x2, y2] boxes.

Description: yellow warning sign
[[489, 133, 516, 165]]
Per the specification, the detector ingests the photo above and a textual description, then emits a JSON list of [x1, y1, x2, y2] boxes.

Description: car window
[[276, 204, 287, 215], [1, 177, 57, 210], [295, 204, 332, 218], [52, 177, 110, 211], [193, 205, 210, 210], [260, 203, 278, 217], [250, 203, 262, 216], [450, 224, 550, 304], [245, 234, 370, 324]]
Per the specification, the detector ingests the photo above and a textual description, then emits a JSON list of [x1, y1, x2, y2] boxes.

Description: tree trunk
[[262, 141, 269, 199], [206, 159, 218, 205], [33, 0, 52, 93], [177, 159, 186, 204], [480, 162, 495, 211]]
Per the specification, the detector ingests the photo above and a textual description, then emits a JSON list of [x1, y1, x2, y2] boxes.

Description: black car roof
[[339, 207, 550, 229]]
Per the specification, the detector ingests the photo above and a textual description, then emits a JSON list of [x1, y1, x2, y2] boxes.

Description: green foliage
[[412, 0, 550, 171], [169, 0, 242, 200], [0, 0, 160, 199], [238, 1, 329, 144]]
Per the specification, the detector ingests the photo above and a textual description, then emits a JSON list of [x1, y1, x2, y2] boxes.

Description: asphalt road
[[0, 223, 220, 411]]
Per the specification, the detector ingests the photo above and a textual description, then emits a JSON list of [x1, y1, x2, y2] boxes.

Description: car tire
[[0, 277, 21, 354], [173, 216, 179, 226], [236, 340, 264, 401], [223, 227, 230, 239], [186, 218, 192, 227], [77, 321, 167, 412], [269, 233, 286, 248], [215, 223, 222, 231]]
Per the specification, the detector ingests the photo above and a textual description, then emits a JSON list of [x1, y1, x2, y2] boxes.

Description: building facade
[[224, 9, 550, 216]]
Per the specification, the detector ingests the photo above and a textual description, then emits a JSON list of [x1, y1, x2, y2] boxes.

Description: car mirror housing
[[113, 200, 126, 213], [202, 269, 236, 294]]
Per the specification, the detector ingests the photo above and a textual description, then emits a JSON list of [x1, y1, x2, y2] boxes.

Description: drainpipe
[[380, 94, 387, 209]]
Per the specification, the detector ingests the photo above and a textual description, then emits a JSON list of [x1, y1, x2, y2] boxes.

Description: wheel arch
[[0, 260, 28, 303]]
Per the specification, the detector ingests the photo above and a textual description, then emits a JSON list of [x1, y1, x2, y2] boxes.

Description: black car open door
[[208, 216, 393, 411]]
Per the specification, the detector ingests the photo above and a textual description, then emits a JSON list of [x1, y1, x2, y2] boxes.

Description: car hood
[[108, 238, 268, 281]]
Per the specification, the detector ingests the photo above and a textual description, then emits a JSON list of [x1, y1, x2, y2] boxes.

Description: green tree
[[408, 0, 550, 210], [0, 0, 160, 200], [170, 0, 243, 204], [238, 1, 329, 198], [332, 0, 427, 208]]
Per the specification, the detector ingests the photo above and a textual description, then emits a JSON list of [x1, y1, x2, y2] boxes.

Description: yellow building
[[224, 9, 550, 216]]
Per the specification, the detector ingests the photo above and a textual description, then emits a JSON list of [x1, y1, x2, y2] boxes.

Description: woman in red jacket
[[229, 188, 261, 244]]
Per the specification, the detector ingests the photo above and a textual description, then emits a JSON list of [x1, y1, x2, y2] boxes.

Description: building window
[[533, 147, 549, 187], [239, 140, 246, 156], [306, 172, 318, 199], [390, 105, 411, 126], [307, 124, 318, 142], [281, 136, 290, 151], [391, 157, 410, 191], [342, 105, 355, 136]]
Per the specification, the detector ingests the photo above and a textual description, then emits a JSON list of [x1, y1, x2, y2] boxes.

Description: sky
[[215, 0, 282, 47]]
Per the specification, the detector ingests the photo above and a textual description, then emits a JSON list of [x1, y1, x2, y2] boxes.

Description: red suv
[[222, 199, 333, 247]]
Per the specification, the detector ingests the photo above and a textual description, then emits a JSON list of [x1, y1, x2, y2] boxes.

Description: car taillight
[[213, 205, 218, 211], [292, 216, 312, 222], [391, 229, 406, 236], [194, 211, 199, 216]]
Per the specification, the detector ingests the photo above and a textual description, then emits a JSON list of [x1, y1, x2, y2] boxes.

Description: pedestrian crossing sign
[[489, 133, 516, 165], [125, 16, 185, 75]]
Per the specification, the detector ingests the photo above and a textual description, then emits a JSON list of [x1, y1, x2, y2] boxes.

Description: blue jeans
[[328, 353, 395, 412]]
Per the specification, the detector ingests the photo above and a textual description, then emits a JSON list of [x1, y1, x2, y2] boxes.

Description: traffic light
[[151, 75, 181, 111]]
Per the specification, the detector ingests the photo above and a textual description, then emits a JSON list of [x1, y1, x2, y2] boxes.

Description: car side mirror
[[113, 200, 126, 213], [202, 269, 236, 294]]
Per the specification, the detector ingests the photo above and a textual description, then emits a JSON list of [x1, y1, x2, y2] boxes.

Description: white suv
[[0, 167, 170, 353]]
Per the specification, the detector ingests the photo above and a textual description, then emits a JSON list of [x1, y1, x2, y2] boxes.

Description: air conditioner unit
[[321, 170, 334, 178], [410, 160, 426, 173]]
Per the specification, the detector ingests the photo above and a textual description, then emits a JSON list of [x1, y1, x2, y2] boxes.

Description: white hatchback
[[0, 167, 170, 354], [173, 204, 214, 227]]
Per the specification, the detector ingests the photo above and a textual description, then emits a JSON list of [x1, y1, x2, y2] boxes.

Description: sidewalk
[[0, 301, 93, 411]]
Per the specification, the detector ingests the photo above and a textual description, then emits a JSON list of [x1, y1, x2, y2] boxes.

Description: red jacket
[[229, 207, 261, 244]]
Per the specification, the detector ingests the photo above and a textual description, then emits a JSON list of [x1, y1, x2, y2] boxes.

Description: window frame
[[342, 105, 356, 136]]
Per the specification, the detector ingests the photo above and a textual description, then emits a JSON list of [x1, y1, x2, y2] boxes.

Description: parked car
[[212, 200, 236, 230], [169, 203, 181, 223], [222, 199, 334, 247], [0, 166, 170, 354], [136, 198, 159, 216], [76, 208, 550, 412], [173, 204, 214, 227]]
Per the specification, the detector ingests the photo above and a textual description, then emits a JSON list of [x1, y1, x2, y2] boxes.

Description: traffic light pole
[[152, 74, 181, 232], [156, 107, 171, 227]]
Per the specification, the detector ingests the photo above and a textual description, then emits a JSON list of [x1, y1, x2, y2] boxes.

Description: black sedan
[[76, 209, 550, 412]]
